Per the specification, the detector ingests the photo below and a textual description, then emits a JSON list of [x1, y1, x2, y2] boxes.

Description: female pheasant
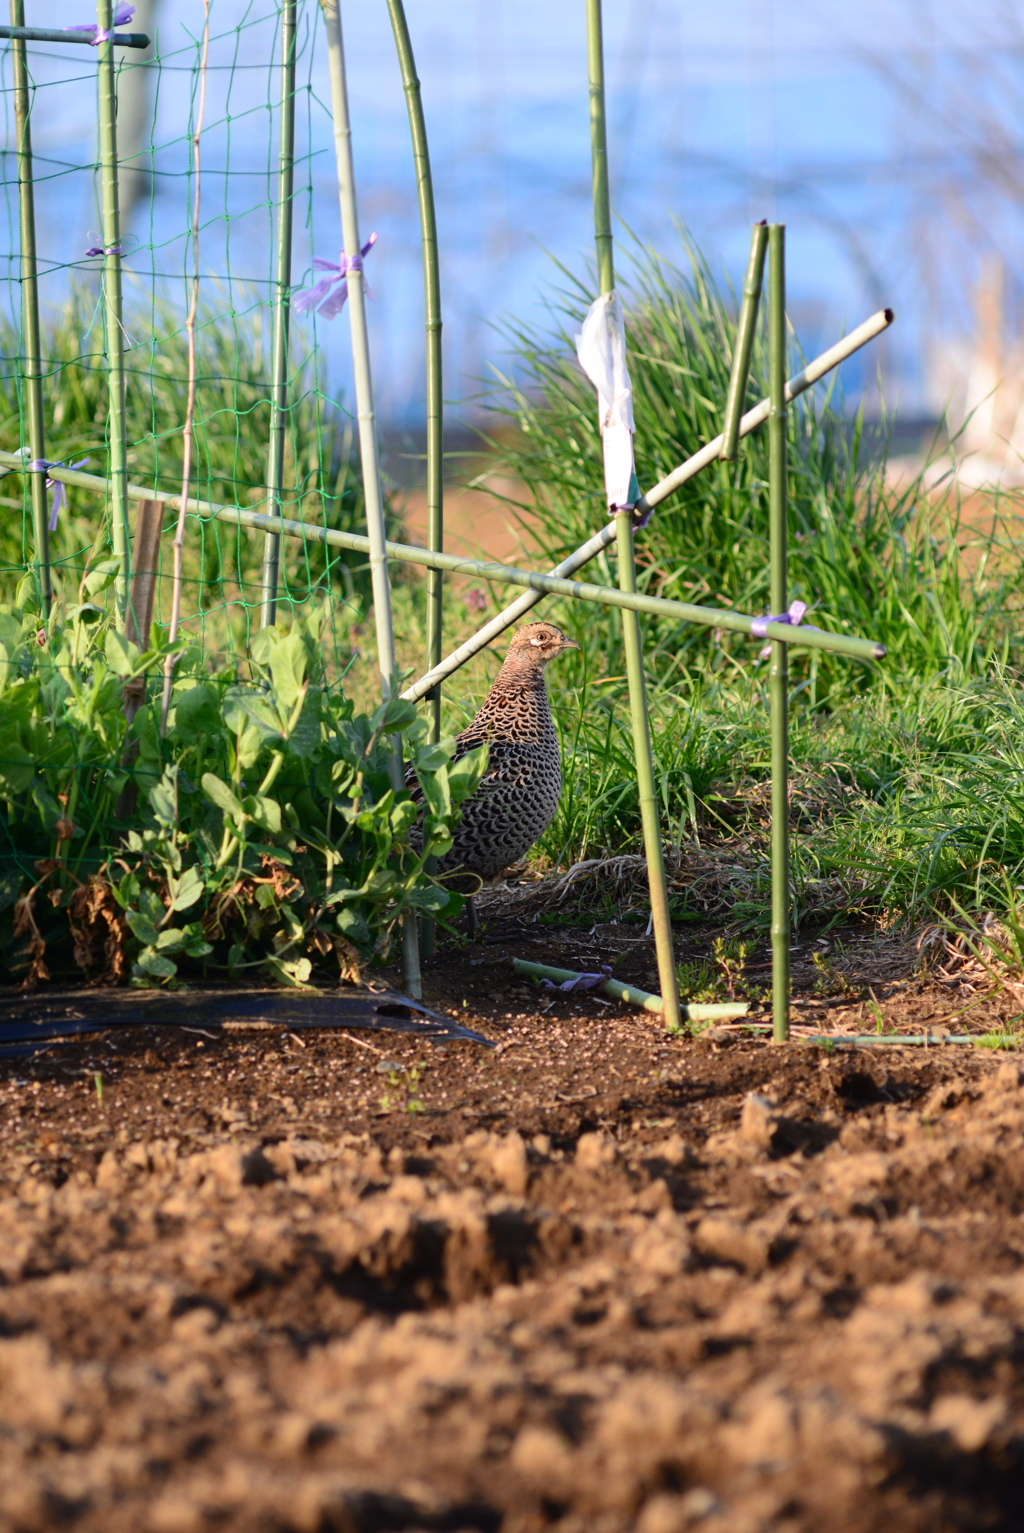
[[416, 621, 578, 923]]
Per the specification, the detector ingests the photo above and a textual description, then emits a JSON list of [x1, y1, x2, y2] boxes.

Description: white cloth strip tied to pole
[[401, 307, 895, 705], [574, 290, 639, 512]]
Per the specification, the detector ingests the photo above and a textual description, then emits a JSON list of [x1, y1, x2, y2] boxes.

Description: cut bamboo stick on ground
[[512, 958, 749, 1022]]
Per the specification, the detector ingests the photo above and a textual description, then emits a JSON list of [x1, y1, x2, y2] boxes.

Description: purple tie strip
[[68, 3, 135, 45], [28, 459, 90, 532], [540, 964, 612, 993], [750, 600, 809, 659], [292, 233, 378, 320], [85, 243, 124, 258]]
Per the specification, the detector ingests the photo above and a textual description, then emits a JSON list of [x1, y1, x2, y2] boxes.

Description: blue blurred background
[[4, 0, 1023, 439]]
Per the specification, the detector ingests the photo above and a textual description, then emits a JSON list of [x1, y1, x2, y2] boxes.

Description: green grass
[[0, 289, 393, 664], [9, 238, 1024, 958], [453, 234, 1024, 936]]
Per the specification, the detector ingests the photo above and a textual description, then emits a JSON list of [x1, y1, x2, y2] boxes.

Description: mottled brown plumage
[[415, 622, 578, 896]]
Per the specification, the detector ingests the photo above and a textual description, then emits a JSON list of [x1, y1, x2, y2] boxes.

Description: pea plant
[[0, 601, 485, 988]]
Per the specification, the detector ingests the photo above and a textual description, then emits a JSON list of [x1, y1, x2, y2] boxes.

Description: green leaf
[[173, 683, 222, 744], [247, 795, 282, 835], [155, 927, 189, 953], [135, 947, 177, 979], [0, 740, 35, 795], [262, 954, 313, 987], [405, 885, 451, 912], [148, 766, 179, 829], [390, 799, 419, 835], [202, 771, 245, 823], [369, 696, 418, 736], [418, 763, 451, 818], [126, 910, 159, 946], [170, 865, 204, 912], [336, 905, 371, 947], [268, 629, 308, 708], [104, 629, 140, 678], [185, 937, 213, 958], [416, 739, 454, 773], [83, 558, 121, 599], [448, 743, 489, 804]]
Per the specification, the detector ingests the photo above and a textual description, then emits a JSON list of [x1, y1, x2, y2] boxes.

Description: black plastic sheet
[[0, 988, 493, 1057]]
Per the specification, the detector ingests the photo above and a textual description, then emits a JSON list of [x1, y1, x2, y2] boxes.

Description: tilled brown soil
[[2, 931, 1024, 1533]]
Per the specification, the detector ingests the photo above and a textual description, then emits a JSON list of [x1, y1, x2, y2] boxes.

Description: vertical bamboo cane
[[259, 0, 297, 629], [96, 0, 131, 629], [768, 224, 790, 1043], [385, 0, 443, 960], [720, 222, 767, 461], [585, 0, 681, 1031], [9, 0, 50, 616], [318, 0, 422, 1000]]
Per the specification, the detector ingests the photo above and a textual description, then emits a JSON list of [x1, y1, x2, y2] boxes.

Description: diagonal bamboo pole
[[720, 222, 767, 461], [318, 0, 422, 999], [768, 225, 790, 1043], [386, 0, 443, 961], [9, 0, 51, 617], [400, 307, 894, 704], [95, 0, 131, 630], [259, 0, 297, 629], [0, 451, 887, 663], [586, 0, 682, 1033]]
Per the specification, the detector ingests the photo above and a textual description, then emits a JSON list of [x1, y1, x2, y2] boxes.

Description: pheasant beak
[[559, 637, 580, 652]]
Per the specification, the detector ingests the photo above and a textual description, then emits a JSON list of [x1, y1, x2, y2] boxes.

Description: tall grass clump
[[472, 235, 1024, 931], [488, 237, 1024, 693]]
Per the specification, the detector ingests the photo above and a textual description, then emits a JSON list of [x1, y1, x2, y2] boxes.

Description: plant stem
[[159, 0, 210, 735]]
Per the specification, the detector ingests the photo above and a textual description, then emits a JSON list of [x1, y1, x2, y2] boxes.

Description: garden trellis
[[0, 0, 889, 1030]]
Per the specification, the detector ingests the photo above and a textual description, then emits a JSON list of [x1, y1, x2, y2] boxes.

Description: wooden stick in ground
[[159, 0, 210, 737]]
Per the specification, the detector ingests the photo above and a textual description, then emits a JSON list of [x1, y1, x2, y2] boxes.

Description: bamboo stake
[[158, 0, 209, 735], [386, 0, 443, 740], [720, 222, 767, 461], [9, 0, 50, 616], [585, 0, 681, 1032], [259, 0, 297, 629], [386, 0, 443, 961], [318, 0, 422, 1000], [768, 225, 790, 1043], [0, 23, 150, 45], [512, 958, 749, 1021], [95, 0, 133, 629], [401, 307, 894, 703], [0, 452, 888, 663]]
